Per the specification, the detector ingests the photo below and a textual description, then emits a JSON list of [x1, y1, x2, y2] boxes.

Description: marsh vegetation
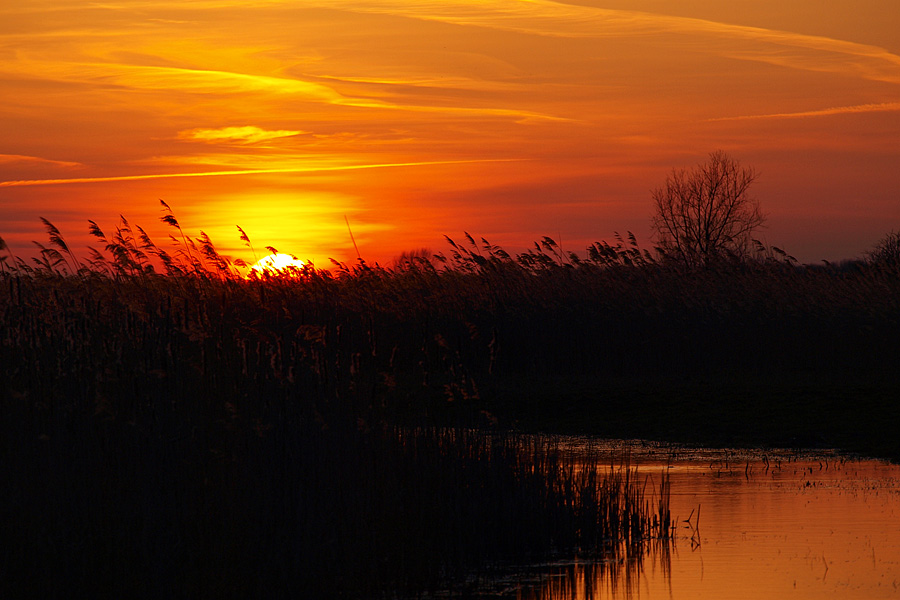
[[0, 214, 683, 598], [3, 165, 900, 595]]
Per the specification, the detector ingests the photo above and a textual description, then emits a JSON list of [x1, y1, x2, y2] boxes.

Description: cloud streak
[[0, 154, 81, 167], [0, 158, 526, 187], [309, 0, 900, 83], [0, 58, 564, 122], [178, 126, 305, 144], [711, 102, 900, 121]]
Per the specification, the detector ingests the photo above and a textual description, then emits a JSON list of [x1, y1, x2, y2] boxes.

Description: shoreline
[[481, 374, 900, 462]]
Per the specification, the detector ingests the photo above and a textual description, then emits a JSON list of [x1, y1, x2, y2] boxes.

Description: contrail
[[0, 158, 525, 187], [709, 101, 900, 121]]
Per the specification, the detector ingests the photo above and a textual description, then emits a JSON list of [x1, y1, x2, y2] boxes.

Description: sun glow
[[2, 0, 900, 265], [249, 253, 306, 276]]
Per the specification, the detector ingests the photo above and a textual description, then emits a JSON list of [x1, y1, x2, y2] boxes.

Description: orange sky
[[2, 0, 899, 267]]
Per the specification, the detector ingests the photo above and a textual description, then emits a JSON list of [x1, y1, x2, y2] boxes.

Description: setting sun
[[249, 253, 306, 276]]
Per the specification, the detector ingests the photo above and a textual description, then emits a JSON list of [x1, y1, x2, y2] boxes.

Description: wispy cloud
[[309, 0, 900, 83], [304, 71, 527, 94], [0, 154, 81, 167], [0, 158, 526, 187], [178, 126, 305, 144], [0, 57, 563, 122], [58, 62, 343, 99], [711, 102, 900, 121]]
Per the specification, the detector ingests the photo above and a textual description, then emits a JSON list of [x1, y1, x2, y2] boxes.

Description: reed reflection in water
[[501, 443, 900, 600], [513, 540, 672, 600]]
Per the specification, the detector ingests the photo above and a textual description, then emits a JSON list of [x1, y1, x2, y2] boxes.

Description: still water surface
[[486, 440, 900, 600]]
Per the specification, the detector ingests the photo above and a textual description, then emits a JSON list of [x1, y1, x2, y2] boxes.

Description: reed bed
[[0, 219, 680, 598], [2, 214, 899, 595], [2, 407, 671, 598]]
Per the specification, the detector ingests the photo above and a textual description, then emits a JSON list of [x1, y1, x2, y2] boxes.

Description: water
[[480, 440, 900, 599]]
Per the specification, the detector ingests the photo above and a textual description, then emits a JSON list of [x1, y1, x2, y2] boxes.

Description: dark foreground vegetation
[[0, 220, 681, 598], [2, 207, 900, 596]]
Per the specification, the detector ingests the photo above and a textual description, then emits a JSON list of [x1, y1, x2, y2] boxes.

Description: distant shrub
[[867, 230, 900, 270]]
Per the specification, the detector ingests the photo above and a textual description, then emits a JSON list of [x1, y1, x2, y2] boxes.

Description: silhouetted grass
[[3, 212, 899, 595], [1, 410, 670, 597], [1, 217, 678, 598]]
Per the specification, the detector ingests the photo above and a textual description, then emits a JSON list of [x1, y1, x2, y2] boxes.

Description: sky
[[2, 0, 899, 268]]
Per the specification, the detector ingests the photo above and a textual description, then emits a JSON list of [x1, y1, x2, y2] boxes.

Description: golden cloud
[[178, 126, 305, 144]]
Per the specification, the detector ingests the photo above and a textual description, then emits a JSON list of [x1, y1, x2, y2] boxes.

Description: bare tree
[[867, 230, 900, 269], [652, 151, 764, 267]]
